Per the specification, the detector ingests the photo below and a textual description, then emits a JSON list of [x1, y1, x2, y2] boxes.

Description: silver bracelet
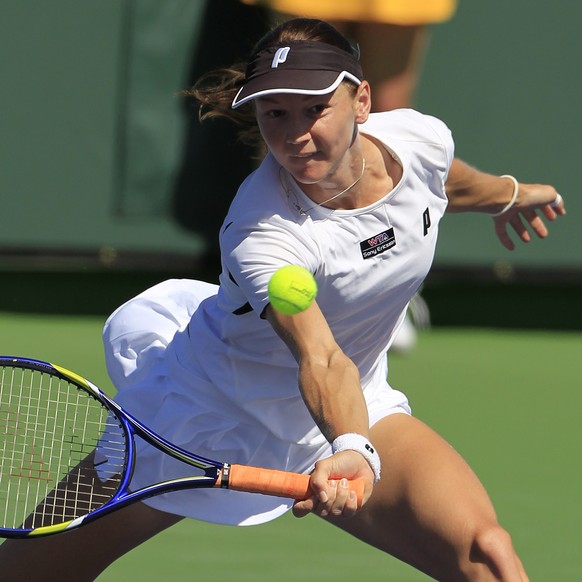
[[491, 174, 519, 217], [332, 433, 381, 483]]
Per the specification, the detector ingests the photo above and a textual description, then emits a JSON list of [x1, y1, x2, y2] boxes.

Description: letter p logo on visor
[[271, 47, 290, 68]]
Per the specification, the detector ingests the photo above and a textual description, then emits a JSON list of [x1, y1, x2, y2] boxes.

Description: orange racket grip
[[218, 464, 365, 508]]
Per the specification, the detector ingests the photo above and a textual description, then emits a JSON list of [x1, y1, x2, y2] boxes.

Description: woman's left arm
[[445, 158, 566, 250]]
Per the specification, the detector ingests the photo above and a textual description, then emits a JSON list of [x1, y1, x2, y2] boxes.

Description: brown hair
[[183, 18, 359, 147]]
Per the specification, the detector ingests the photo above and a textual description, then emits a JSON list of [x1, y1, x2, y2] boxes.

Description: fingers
[[550, 193, 565, 214], [494, 220, 516, 251], [540, 195, 565, 221], [319, 478, 358, 518], [493, 187, 565, 250], [495, 212, 542, 251], [498, 209, 555, 247], [522, 209, 549, 239], [292, 478, 359, 519], [292, 497, 315, 518], [508, 213, 532, 245], [292, 451, 374, 519]]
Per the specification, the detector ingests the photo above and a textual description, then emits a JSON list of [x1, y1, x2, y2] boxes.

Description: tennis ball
[[268, 265, 318, 315]]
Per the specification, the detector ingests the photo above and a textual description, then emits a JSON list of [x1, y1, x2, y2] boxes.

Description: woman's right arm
[[265, 301, 375, 517]]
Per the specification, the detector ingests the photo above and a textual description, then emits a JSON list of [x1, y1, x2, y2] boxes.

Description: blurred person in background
[[173, 0, 271, 264], [241, 0, 458, 110]]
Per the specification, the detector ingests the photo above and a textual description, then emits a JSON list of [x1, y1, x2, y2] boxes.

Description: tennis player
[[1, 17, 564, 581]]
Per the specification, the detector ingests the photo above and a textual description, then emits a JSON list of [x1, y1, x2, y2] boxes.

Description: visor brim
[[232, 70, 362, 109]]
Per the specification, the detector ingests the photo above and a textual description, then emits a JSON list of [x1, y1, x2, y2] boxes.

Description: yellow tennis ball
[[268, 265, 318, 315]]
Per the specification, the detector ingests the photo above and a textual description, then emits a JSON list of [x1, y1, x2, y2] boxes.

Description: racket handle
[[220, 464, 365, 508]]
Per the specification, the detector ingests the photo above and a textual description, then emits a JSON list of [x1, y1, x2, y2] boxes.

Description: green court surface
[[1, 312, 580, 580]]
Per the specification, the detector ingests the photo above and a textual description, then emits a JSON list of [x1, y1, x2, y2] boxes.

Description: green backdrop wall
[[0, 0, 579, 272], [416, 0, 579, 271]]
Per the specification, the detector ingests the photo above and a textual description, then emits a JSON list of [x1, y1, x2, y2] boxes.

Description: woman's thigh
[[326, 414, 525, 581]]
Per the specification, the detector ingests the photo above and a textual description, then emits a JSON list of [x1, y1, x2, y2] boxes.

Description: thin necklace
[[284, 157, 366, 215]]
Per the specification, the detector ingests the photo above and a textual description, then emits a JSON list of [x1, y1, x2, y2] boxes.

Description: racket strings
[[0, 365, 126, 530]]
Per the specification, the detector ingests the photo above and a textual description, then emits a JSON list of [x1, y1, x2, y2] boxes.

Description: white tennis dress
[[103, 109, 453, 525]]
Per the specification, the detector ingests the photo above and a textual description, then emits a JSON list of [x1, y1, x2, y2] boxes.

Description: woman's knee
[[463, 523, 526, 580]]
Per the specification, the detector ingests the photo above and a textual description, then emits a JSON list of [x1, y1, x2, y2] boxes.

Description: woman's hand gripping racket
[[0, 356, 365, 538]]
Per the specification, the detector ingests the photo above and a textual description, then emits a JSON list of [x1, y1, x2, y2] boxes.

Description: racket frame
[[1, 357, 225, 538]]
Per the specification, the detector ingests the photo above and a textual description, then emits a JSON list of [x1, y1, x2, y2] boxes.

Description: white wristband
[[491, 174, 519, 217], [332, 433, 381, 483]]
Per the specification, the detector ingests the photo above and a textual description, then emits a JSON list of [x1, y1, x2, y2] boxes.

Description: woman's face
[[255, 82, 370, 188]]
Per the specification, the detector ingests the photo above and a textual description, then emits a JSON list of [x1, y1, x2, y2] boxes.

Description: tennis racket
[[0, 356, 365, 538]]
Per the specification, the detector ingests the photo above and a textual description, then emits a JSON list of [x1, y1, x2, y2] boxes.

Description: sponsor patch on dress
[[359, 228, 396, 259]]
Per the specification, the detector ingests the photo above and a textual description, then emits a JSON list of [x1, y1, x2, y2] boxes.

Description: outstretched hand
[[493, 183, 565, 250], [292, 450, 375, 519]]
